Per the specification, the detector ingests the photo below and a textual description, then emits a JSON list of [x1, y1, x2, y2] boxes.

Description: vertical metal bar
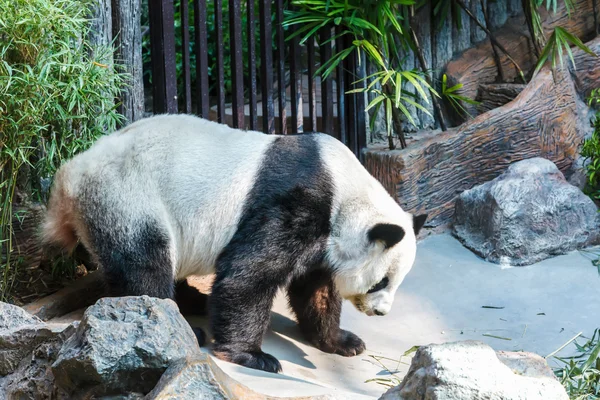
[[345, 35, 358, 157], [229, 0, 245, 128], [194, 0, 210, 118], [259, 0, 274, 133], [289, 26, 302, 133], [161, 0, 177, 113], [181, 0, 192, 113], [214, 0, 226, 122], [275, 0, 287, 134], [335, 26, 346, 145], [247, 0, 258, 130], [307, 38, 317, 131], [355, 49, 366, 162], [319, 27, 333, 135], [148, 0, 166, 113]]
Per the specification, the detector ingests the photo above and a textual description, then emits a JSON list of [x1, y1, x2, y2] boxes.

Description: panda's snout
[[373, 309, 385, 316]]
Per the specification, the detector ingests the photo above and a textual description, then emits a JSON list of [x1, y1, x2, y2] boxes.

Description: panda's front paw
[[333, 329, 366, 357], [213, 345, 282, 373], [314, 329, 366, 357]]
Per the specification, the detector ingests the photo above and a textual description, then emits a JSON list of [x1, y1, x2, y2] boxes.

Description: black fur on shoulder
[[210, 134, 339, 373]]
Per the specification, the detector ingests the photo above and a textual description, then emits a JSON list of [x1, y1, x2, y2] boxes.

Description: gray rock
[[453, 157, 600, 266], [51, 296, 199, 396], [0, 302, 56, 376], [146, 354, 339, 400], [379, 341, 568, 400], [0, 323, 76, 400]]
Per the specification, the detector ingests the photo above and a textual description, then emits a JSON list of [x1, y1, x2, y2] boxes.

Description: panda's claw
[[334, 329, 366, 357], [213, 347, 282, 374]]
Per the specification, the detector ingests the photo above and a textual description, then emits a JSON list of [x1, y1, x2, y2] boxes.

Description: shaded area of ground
[[186, 233, 600, 398]]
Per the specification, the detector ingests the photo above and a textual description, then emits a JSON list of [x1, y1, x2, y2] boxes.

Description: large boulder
[[453, 157, 600, 266], [379, 341, 568, 400], [51, 296, 200, 397]]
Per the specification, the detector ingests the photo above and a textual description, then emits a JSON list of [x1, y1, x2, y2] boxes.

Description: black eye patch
[[367, 276, 389, 294]]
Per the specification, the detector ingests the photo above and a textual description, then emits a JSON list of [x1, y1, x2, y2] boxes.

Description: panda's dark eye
[[367, 276, 389, 294]]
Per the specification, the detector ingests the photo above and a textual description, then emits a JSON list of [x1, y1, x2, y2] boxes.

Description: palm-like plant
[[526, 0, 597, 77], [285, 0, 598, 150], [284, 0, 440, 149]]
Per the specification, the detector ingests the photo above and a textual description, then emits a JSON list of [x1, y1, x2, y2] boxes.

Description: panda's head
[[328, 199, 427, 317]]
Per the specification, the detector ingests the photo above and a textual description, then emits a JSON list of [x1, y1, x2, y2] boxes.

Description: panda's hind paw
[[334, 329, 366, 357], [213, 346, 282, 373]]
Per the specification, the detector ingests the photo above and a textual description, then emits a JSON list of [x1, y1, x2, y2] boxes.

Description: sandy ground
[[184, 233, 600, 399]]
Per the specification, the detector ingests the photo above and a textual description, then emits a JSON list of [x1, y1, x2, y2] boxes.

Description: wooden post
[[112, 0, 145, 124], [88, 0, 112, 51]]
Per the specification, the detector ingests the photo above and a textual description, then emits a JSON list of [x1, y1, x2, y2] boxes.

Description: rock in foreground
[[380, 341, 568, 400], [453, 157, 600, 266], [51, 296, 199, 396], [0, 302, 54, 376], [146, 353, 338, 400]]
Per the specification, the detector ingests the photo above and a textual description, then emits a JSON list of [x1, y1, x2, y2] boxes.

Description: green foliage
[[581, 89, 600, 201], [284, 0, 436, 142], [0, 0, 126, 299], [533, 27, 597, 77], [349, 69, 434, 136], [553, 329, 600, 399], [441, 74, 479, 119]]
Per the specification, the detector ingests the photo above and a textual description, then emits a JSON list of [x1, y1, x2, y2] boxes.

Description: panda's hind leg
[[86, 217, 207, 345], [287, 269, 366, 357], [93, 219, 175, 299]]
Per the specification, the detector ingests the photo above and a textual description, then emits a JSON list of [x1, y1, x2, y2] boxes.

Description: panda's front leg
[[209, 265, 283, 373], [287, 269, 366, 357]]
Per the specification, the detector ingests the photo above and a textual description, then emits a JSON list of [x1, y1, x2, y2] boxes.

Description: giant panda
[[41, 114, 427, 373]]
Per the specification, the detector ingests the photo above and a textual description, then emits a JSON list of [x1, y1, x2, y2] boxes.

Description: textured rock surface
[[379, 341, 568, 400], [0, 302, 55, 376], [445, 0, 596, 119], [0, 323, 76, 400], [365, 66, 590, 227], [453, 157, 600, 265], [51, 296, 199, 396], [146, 354, 338, 400]]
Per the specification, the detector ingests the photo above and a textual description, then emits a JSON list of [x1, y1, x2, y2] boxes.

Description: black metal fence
[[147, 0, 367, 159]]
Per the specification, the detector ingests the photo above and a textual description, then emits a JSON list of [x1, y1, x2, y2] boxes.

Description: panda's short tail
[[39, 170, 80, 256]]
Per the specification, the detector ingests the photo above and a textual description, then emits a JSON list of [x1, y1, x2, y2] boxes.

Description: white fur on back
[[60, 114, 276, 279]]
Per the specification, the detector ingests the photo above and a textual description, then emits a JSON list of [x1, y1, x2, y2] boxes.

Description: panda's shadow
[[183, 311, 317, 370]]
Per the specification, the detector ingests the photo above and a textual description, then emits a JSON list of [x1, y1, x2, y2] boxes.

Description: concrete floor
[[187, 233, 600, 399]]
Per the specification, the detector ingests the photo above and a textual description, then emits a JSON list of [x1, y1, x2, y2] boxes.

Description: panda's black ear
[[413, 214, 428, 235], [368, 224, 405, 249]]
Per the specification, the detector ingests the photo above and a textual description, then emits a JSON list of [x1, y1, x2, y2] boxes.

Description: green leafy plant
[[364, 346, 419, 388], [581, 88, 600, 201], [0, 0, 126, 300], [284, 0, 439, 150], [441, 74, 480, 119], [533, 27, 597, 77], [552, 329, 600, 399]]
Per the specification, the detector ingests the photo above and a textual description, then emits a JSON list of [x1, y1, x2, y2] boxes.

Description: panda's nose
[[374, 309, 385, 316]]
